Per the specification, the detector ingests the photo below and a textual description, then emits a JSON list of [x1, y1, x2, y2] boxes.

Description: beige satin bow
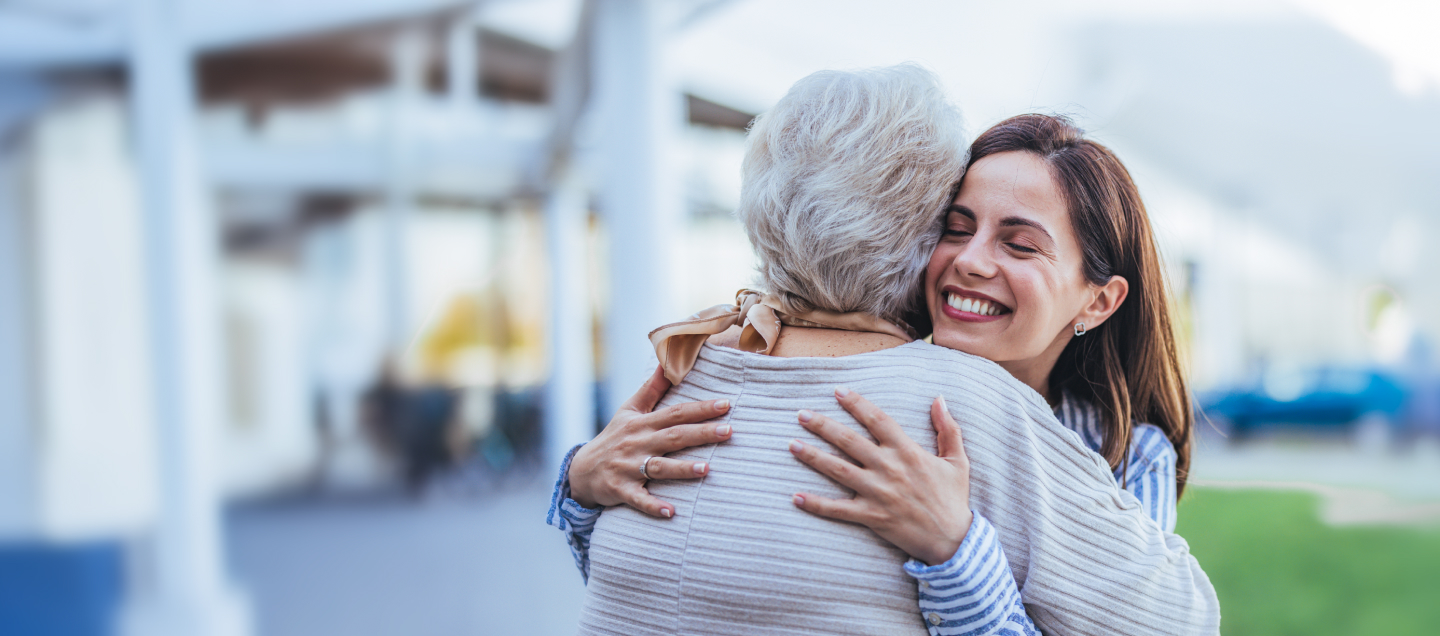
[[648, 289, 917, 385]]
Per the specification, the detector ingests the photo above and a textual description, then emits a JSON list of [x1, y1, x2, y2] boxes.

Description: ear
[[1076, 275, 1128, 330]]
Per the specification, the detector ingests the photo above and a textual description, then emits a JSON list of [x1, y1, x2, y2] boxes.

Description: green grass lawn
[[1175, 487, 1440, 635]]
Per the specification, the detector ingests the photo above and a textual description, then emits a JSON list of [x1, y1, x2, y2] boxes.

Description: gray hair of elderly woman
[[738, 64, 968, 322]]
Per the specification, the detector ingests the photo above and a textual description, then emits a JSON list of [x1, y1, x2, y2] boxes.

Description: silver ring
[[639, 456, 655, 480]]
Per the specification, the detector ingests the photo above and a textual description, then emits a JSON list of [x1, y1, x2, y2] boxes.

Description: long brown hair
[[966, 114, 1194, 497]]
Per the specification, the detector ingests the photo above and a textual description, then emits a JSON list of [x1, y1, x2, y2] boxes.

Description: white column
[[446, 9, 481, 110], [591, 0, 684, 415], [383, 27, 425, 351], [0, 77, 41, 534], [123, 0, 249, 634], [544, 176, 596, 471]]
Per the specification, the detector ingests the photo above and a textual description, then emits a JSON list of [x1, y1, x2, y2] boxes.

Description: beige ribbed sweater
[[578, 341, 1219, 635]]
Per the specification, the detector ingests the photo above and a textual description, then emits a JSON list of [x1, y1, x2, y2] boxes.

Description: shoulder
[[1057, 394, 1176, 469], [1128, 423, 1176, 471], [888, 341, 1022, 380]]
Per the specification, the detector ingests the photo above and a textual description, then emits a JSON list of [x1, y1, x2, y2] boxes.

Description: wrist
[[920, 509, 974, 566], [567, 447, 600, 509]]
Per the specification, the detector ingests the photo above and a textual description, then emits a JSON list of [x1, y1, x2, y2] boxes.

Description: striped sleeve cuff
[[904, 513, 1034, 636], [546, 443, 604, 583], [546, 444, 602, 529]]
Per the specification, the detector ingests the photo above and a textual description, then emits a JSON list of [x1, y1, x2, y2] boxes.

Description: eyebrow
[[947, 205, 1054, 242]]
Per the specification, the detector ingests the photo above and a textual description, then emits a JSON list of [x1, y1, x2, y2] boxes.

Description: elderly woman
[[550, 66, 1218, 635]]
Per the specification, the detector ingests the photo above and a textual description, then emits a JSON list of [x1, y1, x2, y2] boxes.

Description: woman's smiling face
[[925, 150, 1125, 394]]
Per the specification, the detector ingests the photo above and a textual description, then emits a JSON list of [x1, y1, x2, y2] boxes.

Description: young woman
[[551, 70, 1214, 636]]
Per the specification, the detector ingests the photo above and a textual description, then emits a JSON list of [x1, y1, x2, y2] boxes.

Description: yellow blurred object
[[414, 289, 509, 384]]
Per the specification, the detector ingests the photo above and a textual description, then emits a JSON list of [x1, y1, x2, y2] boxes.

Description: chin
[[931, 330, 993, 360]]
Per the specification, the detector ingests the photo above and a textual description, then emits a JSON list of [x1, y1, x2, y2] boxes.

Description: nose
[[950, 236, 999, 280]]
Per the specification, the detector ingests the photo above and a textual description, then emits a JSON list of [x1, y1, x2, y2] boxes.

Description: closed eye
[[1006, 242, 1038, 254]]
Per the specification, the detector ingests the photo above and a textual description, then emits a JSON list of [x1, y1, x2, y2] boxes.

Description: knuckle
[[868, 510, 891, 530], [687, 402, 711, 419], [871, 483, 895, 503], [659, 459, 684, 479]]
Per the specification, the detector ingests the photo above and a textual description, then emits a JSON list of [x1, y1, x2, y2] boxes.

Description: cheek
[[1006, 267, 1062, 326], [923, 249, 951, 303], [926, 243, 962, 281]]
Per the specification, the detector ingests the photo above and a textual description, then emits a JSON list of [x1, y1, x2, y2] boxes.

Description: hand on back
[[788, 389, 974, 566], [567, 366, 733, 517]]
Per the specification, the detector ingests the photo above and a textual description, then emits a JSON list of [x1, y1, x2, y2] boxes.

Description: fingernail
[[793, 494, 805, 506], [715, 424, 731, 436], [693, 462, 707, 474], [714, 399, 730, 412], [789, 439, 803, 454], [660, 508, 673, 518], [797, 409, 813, 423], [835, 386, 851, 397], [937, 396, 950, 417]]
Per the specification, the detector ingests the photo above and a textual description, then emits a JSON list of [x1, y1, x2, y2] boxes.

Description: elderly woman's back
[[583, 344, 941, 634], [581, 341, 1206, 635]]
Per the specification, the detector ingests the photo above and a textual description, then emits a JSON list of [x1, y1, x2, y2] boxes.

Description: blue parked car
[[1200, 367, 1409, 439]]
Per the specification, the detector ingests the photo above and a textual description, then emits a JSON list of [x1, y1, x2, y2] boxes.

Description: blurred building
[[0, 1, 756, 634], [1, 1, 1438, 635]]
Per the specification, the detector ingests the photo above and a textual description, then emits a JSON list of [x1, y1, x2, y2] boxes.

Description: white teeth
[[948, 292, 1005, 316]]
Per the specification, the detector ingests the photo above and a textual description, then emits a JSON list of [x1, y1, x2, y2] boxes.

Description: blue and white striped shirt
[[546, 392, 1179, 636]]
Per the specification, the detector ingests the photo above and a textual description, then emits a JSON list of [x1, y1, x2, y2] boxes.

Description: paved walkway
[[1190, 429, 1440, 526], [223, 432, 1440, 636], [226, 479, 585, 636]]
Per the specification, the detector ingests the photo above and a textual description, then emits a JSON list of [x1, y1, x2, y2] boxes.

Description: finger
[[834, 387, 908, 447], [620, 483, 676, 519], [619, 366, 673, 415], [654, 421, 734, 453], [642, 456, 712, 480], [796, 410, 881, 466], [644, 398, 731, 431], [789, 439, 868, 492], [932, 396, 966, 459], [791, 492, 869, 525]]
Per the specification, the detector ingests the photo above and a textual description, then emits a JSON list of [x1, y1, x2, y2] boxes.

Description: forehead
[[954, 151, 1067, 222]]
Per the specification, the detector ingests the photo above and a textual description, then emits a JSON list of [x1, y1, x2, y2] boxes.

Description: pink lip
[[938, 286, 1011, 323]]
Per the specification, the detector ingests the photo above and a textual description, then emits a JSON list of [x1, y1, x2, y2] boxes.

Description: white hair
[[737, 64, 968, 323]]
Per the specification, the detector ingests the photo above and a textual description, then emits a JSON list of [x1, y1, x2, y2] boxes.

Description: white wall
[[27, 97, 159, 540], [221, 262, 315, 497]]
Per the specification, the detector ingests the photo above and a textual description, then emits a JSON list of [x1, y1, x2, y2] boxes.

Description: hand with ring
[[567, 366, 734, 518]]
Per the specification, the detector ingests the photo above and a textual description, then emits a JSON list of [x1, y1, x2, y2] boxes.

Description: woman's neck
[[708, 325, 908, 358]]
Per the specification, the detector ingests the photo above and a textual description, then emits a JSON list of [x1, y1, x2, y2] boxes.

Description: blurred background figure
[[0, 0, 1437, 635]]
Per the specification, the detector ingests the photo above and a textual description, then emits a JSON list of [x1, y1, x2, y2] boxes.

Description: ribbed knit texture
[[578, 341, 1218, 636]]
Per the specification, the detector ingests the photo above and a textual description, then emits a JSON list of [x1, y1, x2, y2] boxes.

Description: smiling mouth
[[944, 291, 1012, 317]]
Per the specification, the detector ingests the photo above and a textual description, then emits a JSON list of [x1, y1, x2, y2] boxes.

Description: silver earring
[[1074, 322, 1087, 336]]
